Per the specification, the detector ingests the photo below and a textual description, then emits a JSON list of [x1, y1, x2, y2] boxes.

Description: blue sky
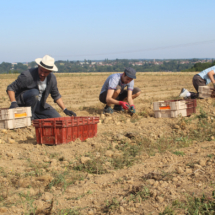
[[1, 0, 215, 62]]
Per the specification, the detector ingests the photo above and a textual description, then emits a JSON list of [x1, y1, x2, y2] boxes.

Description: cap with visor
[[124, 67, 136, 79]]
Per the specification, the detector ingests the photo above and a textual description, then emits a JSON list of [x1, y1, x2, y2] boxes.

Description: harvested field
[[1, 72, 215, 214]]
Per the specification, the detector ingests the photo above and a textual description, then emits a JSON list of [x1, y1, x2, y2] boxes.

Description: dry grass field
[[1, 72, 215, 214]]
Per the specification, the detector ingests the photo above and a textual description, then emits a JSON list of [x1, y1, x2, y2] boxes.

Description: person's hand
[[9, 101, 19, 109], [64, 108, 77, 117], [129, 105, 136, 113], [119, 101, 130, 110]]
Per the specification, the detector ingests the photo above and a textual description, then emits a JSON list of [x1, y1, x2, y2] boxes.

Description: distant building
[[132, 62, 143, 66], [12, 63, 17, 66]]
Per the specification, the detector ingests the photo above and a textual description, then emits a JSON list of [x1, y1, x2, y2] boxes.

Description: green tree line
[[182, 60, 215, 72], [0, 62, 28, 74], [1, 59, 212, 74]]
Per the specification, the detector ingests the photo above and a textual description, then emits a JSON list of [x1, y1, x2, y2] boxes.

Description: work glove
[[129, 105, 136, 114], [118, 101, 130, 110], [64, 108, 77, 117], [9, 101, 19, 109]]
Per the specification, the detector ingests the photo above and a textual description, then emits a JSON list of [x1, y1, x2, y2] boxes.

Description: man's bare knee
[[132, 91, 141, 99], [113, 89, 121, 99], [135, 91, 141, 97]]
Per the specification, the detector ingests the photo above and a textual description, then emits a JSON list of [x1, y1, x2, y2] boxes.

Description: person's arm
[[207, 70, 215, 86], [7, 91, 19, 108], [56, 98, 76, 116], [106, 89, 120, 105], [56, 98, 66, 110], [6, 72, 29, 108], [106, 89, 129, 110], [127, 90, 134, 106], [7, 91, 16, 102], [50, 76, 62, 102]]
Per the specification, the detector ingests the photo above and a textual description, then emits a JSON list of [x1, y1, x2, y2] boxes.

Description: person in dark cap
[[99, 67, 141, 114], [6, 55, 76, 119]]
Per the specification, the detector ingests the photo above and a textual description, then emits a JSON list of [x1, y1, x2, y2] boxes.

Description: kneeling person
[[99, 68, 141, 114], [6, 55, 76, 119], [179, 65, 215, 99]]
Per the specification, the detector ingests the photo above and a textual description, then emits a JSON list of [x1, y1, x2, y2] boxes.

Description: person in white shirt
[[179, 65, 215, 99]]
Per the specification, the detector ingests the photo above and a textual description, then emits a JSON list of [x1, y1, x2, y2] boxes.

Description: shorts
[[99, 86, 141, 104]]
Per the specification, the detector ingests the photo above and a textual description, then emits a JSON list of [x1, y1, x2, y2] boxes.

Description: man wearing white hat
[[6, 55, 76, 119]]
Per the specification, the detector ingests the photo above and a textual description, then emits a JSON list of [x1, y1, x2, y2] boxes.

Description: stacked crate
[[198, 86, 215, 98], [153, 99, 196, 118], [0, 107, 32, 129]]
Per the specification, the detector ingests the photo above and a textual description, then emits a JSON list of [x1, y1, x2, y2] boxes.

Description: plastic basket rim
[[33, 116, 99, 121], [32, 116, 100, 127]]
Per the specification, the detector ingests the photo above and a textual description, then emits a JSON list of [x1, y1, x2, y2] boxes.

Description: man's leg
[[34, 102, 61, 119], [180, 75, 206, 99], [107, 86, 121, 106], [117, 87, 141, 102], [190, 75, 207, 99], [192, 74, 206, 92], [99, 86, 122, 113], [21, 89, 39, 119], [114, 87, 141, 111], [125, 87, 141, 101]]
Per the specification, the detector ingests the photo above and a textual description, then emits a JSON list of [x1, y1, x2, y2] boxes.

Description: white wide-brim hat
[[35, 55, 58, 72]]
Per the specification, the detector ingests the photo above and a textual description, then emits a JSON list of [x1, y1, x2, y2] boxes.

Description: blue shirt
[[100, 73, 134, 94], [198, 66, 215, 85]]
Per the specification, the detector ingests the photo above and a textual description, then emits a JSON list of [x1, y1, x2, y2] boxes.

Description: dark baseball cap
[[124, 67, 136, 79]]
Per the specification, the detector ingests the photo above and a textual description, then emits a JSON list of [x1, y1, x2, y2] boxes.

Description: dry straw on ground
[[1, 72, 215, 214]]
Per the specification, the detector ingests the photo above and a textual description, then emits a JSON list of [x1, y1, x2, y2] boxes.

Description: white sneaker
[[179, 88, 189, 98]]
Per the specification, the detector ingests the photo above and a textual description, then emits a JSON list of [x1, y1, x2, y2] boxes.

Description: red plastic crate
[[185, 99, 197, 108], [185, 99, 197, 116], [186, 107, 196, 116], [32, 116, 99, 145]]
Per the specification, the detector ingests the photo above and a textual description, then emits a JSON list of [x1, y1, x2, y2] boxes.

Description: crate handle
[[159, 106, 170, 110], [14, 113, 27, 118]]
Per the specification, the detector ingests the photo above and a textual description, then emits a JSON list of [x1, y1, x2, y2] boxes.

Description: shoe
[[179, 88, 189, 98], [103, 106, 113, 114], [113, 105, 124, 112]]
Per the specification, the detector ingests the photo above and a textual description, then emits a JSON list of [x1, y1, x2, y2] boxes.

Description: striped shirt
[[100, 73, 134, 94]]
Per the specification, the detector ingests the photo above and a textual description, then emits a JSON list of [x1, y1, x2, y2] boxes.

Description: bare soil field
[[1, 72, 215, 215]]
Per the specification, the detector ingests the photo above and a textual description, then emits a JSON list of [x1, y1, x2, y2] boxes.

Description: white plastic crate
[[153, 101, 169, 111], [0, 107, 32, 130], [198, 93, 211, 99], [170, 101, 187, 110], [198, 86, 213, 94], [0, 117, 31, 129], [154, 99, 196, 118], [0, 107, 31, 120], [154, 110, 171, 118], [171, 109, 187, 118], [153, 100, 187, 111], [154, 109, 187, 118]]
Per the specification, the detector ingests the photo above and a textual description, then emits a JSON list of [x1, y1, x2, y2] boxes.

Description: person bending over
[[99, 67, 141, 114], [179, 65, 215, 99], [6, 55, 76, 119]]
